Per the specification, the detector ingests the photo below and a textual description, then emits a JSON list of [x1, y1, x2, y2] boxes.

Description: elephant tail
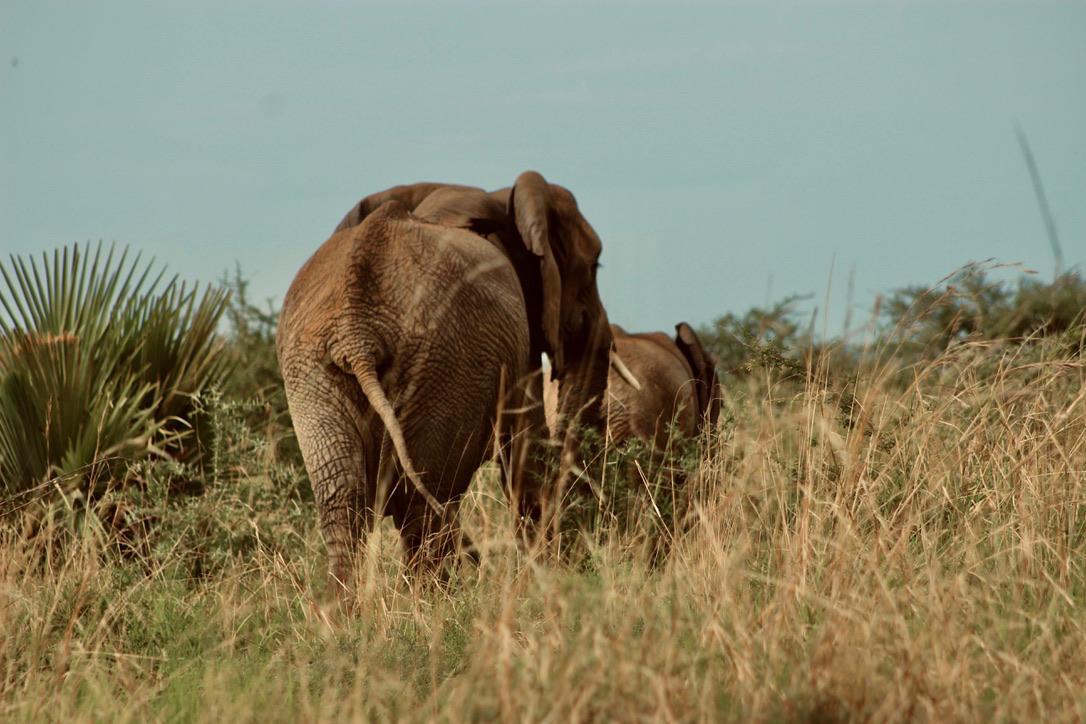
[[352, 359, 447, 519]]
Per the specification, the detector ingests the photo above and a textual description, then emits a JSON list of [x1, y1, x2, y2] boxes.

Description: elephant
[[545, 322, 722, 451], [606, 322, 722, 449], [276, 171, 616, 594]]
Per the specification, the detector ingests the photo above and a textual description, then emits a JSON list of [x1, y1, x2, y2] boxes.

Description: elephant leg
[[497, 368, 550, 545], [285, 365, 374, 598], [393, 498, 472, 577]]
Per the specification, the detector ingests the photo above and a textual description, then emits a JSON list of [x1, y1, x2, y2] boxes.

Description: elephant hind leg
[[284, 365, 374, 598], [393, 499, 476, 578]]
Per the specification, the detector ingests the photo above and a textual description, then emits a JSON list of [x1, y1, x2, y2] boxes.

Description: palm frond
[[0, 242, 231, 494]]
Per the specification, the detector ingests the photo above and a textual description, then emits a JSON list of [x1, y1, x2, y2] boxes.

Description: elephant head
[[406, 172, 614, 439], [502, 172, 613, 439]]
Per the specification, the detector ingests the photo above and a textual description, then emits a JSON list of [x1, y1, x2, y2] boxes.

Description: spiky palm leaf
[[0, 332, 159, 488], [0, 242, 231, 494]]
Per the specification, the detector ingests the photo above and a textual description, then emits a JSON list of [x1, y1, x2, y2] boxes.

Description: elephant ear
[[333, 182, 482, 233], [508, 171, 564, 378], [675, 322, 721, 431]]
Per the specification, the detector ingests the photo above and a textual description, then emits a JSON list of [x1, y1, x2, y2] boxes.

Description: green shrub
[[213, 266, 300, 468], [119, 390, 311, 579], [555, 423, 707, 567], [699, 265, 1086, 390], [883, 265, 1086, 358], [218, 265, 285, 411], [697, 294, 812, 378], [0, 242, 231, 496]]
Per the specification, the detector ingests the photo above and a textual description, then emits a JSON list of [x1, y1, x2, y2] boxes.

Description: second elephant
[[607, 323, 722, 449], [546, 322, 722, 451]]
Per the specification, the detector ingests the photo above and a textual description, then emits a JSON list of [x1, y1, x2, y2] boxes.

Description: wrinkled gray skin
[[606, 323, 722, 449], [546, 323, 721, 451], [277, 171, 613, 594]]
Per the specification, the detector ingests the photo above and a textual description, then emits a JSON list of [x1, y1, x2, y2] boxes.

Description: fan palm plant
[[0, 242, 231, 495]]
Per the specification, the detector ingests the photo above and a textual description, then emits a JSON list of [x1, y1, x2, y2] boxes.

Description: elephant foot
[[324, 545, 362, 612], [397, 505, 479, 582], [456, 530, 481, 567]]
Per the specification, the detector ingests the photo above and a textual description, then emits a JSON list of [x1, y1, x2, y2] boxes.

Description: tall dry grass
[[1, 332, 1084, 722]]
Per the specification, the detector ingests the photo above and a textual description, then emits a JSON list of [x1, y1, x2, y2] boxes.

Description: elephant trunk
[[553, 313, 614, 443]]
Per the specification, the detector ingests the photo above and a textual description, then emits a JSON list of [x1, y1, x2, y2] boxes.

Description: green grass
[[2, 321, 1085, 722], [2, 257, 1084, 720]]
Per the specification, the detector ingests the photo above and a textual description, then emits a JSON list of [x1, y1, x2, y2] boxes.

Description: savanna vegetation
[[1, 244, 1084, 721]]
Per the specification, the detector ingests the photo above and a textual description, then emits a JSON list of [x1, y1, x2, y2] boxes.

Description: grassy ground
[[2, 335, 1085, 722]]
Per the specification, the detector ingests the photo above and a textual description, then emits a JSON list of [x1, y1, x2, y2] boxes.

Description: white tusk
[[610, 350, 642, 391]]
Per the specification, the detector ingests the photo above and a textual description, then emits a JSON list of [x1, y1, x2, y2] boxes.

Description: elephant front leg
[[498, 368, 553, 547], [504, 436, 548, 545]]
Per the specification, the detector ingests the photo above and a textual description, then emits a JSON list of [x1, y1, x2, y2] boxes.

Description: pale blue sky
[[3, 1, 1084, 333]]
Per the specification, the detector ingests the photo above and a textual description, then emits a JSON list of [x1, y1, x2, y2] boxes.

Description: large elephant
[[545, 322, 721, 451], [277, 171, 615, 593]]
